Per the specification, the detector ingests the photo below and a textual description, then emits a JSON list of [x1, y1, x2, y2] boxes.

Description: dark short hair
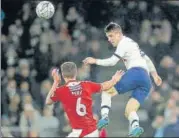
[[104, 22, 122, 33], [61, 62, 77, 78]]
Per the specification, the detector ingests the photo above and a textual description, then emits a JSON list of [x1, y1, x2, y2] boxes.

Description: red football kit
[[50, 80, 101, 137]]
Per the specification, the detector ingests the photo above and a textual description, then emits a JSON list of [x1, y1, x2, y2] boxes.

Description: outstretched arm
[[100, 70, 124, 91], [83, 55, 120, 66]]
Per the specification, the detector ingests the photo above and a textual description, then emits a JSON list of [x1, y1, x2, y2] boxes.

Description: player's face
[[106, 30, 121, 47]]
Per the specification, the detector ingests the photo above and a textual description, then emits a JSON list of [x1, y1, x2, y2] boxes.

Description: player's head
[[104, 22, 122, 47], [61, 62, 77, 80]]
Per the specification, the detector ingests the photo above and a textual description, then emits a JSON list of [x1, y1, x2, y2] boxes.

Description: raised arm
[[83, 55, 120, 66], [46, 69, 61, 105], [45, 81, 59, 105]]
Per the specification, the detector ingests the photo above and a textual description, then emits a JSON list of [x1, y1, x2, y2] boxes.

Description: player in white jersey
[[83, 22, 162, 137]]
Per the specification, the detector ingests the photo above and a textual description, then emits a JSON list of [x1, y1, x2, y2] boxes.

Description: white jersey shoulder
[[114, 36, 149, 72]]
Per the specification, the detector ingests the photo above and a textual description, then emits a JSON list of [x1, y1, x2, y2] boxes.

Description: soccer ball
[[36, 1, 55, 19]]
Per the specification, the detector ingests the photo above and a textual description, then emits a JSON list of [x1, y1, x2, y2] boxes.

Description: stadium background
[[1, 0, 179, 137]]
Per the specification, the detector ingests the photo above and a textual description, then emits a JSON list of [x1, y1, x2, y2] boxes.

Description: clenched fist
[[52, 68, 61, 83]]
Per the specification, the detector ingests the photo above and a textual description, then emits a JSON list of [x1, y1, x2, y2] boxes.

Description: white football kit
[[96, 36, 149, 72]]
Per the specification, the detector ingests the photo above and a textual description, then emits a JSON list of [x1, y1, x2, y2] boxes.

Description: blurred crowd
[[1, 1, 179, 137]]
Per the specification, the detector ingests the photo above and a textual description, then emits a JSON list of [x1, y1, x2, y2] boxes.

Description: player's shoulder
[[122, 36, 138, 45], [80, 80, 98, 86], [80, 80, 92, 84], [56, 85, 66, 91]]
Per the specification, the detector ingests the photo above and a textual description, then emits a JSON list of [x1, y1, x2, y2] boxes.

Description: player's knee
[[125, 98, 140, 118]]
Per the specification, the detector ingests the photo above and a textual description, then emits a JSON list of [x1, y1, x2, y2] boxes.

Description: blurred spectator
[[53, 3, 64, 32], [40, 20, 57, 46], [1, 126, 14, 137], [7, 67, 16, 80], [163, 109, 179, 137], [148, 91, 165, 121], [172, 65, 179, 90], [21, 94, 39, 111], [150, 6, 164, 21], [77, 64, 90, 80], [6, 45, 18, 67], [1, 35, 8, 70], [39, 106, 59, 137], [171, 22, 179, 63], [151, 19, 172, 64], [40, 80, 52, 108], [170, 90, 179, 101], [152, 115, 165, 137], [7, 24, 20, 48], [76, 33, 88, 59], [8, 94, 21, 126], [127, 1, 141, 38], [68, 46, 81, 65], [159, 56, 176, 81], [138, 1, 148, 21], [66, 7, 80, 35], [2, 67, 16, 87], [6, 79, 17, 100], [2, 79, 17, 115], [58, 22, 71, 43], [140, 19, 152, 44], [19, 104, 41, 137], [74, 16, 86, 32], [61, 113, 71, 136], [15, 19, 23, 38], [18, 3, 34, 58], [158, 81, 172, 100], [34, 43, 52, 82], [19, 81, 30, 95], [88, 40, 100, 81], [164, 99, 177, 125], [160, 18, 172, 44], [52, 22, 72, 65]]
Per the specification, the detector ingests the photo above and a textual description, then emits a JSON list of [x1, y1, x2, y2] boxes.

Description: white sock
[[101, 92, 111, 117], [128, 111, 139, 130]]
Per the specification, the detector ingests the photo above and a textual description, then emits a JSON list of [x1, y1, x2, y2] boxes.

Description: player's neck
[[117, 34, 124, 47], [64, 78, 76, 83], [119, 34, 124, 42]]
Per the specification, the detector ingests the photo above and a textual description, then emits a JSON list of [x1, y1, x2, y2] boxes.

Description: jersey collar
[[66, 79, 77, 85]]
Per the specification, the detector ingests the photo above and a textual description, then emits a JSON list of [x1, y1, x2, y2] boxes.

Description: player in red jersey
[[46, 62, 124, 137]]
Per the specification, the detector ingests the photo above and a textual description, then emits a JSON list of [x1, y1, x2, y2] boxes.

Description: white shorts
[[67, 129, 99, 137]]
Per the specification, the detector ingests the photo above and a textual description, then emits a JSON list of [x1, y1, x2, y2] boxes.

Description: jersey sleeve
[[96, 55, 119, 66], [85, 81, 102, 94], [50, 88, 60, 102]]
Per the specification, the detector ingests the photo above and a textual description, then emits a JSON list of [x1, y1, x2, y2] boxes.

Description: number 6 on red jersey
[[76, 97, 87, 116]]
